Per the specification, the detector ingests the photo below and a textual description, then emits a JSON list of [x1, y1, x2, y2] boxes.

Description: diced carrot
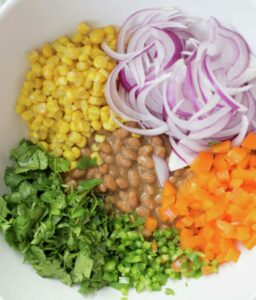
[[237, 154, 250, 169], [230, 179, 243, 189], [171, 260, 181, 273], [241, 132, 256, 150], [214, 153, 229, 171], [211, 140, 231, 153], [144, 216, 158, 232], [227, 204, 247, 223], [216, 220, 236, 238], [249, 155, 256, 167], [242, 232, 256, 250], [162, 181, 176, 197], [216, 170, 230, 183], [231, 169, 256, 181], [235, 226, 251, 241], [199, 226, 215, 241], [226, 147, 248, 165], [162, 195, 176, 207], [208, 176, 222, 192], [201, 265, 216, 275], [191, 152, 213, 173], [225, 246, 240, 262], [244, 208, 256, 225]]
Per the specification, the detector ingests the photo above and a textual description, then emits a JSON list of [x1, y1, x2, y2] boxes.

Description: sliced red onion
[[104, 8, 256, 171], [152, 155, 169, 186]]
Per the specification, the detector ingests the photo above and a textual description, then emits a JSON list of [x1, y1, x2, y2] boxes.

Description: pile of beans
[[65, 127, 171, 218]]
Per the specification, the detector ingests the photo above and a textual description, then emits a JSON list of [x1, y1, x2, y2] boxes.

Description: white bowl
[[1, 0, 256, 299]]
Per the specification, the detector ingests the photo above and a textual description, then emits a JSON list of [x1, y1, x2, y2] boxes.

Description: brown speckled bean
[[141, 195, 155, 210], [136, 206, 150, 217], [71, 169, 86, 179], [109, 165, 119, 177], [125, 137, 141, 150], [80, 148, 91, 156], [104, 174, 117, 191], [153, 146, 166, 159], [116, 178, 129, 189], [141, 171, 155, 184], [150, 136, 163, 147], [116, 153, 132, 168], [86, 168, 97, 179], [138, 145, 153, 156], [102, 153, 114, 164], [127, 189, 139, 208], [99, 183, 107, 193], [121, 146, 137, 161], [137, 156, 154, 169], [112, 138, 122, 153], [99, 142, 112, 154], [143, 185, 155, 196], [99, 164, 108, 175], [116, 200, 133, 213], [113, 128, 129, 138], [128, 168, 140, 187]]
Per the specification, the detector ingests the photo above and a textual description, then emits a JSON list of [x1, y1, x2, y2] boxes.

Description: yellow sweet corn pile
[[16, 22, 121, 166]]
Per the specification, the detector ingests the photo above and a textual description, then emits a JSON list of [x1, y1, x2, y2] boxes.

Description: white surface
[[0, 0, 256, 299]]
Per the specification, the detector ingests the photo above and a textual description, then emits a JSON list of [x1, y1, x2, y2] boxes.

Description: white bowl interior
[[1, 0, 256, 299]]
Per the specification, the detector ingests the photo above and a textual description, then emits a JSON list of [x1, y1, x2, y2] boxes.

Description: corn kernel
[[31, 63, 42, 76], [132, 133, 141, 138], [76, 61, 89, 71], [91, 48, 105, 59], [82, 36, 92, 46], [56, 76, 67, 86], [93, 56, 108, 69], [77, 136, 87, 148], [69, 132, 82, 144], [52, 148, 63, 157], [72, 33, 83, 44], [65, 48, 80, 60], [89, 28, 105, 44], [72, 111, 83, 120], [26, 70, 37, 81], [38, 129, 48, 140], [58, 36, 70, 45], [80, 100, 89, 112], [28, 50, 39, 64], [42, 65, 53, 79], [88, 96, 103, 106], [21, 110, 33, 121], [38, 55, 46, 65], [43, 118, 54, 128], [43, 81, 56, 95], [100, 111, 109, 123], [87, 69, 97, 81], [16, 104, 24, 114], [66, 71, 77, 82], [46, 56, 60, 67], [71, 146, 81, 159], [30, 131, 39, 143], [95, 134, 106, 143], [81, 45, 92, 56], [61, 56, 73, 66], [104, 25, 116, 35], [55, 133, 68, 143], [77, 22, 91, 35], [59, 121, 70, 134], [88, 106, 100, 120], [46, 100, 59, 113], [103, 122, 114, 131], [71, 161, 77, 170], [42, 44, 54, 58], [91, 151, 103, 165], [106, 61, 116, 72], [63, 150, 75, 161], [91, 143, 100, 152], [39, 141, 49, 151]]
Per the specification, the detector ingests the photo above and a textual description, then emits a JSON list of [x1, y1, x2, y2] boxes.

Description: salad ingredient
[[65, 127, 171, 221], [16, 22, 121, 165], [0, 140, 111, 293], [0, 140, 209, 296], [104, 8, 256, 171], [162, 133, 256, 263]]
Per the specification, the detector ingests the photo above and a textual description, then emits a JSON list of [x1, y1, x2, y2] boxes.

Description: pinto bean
[[143, 185, 155, 196], [125, 137, 141, 150], [104, 174, 117, 191], [109, 165, 119, 177], [113, 128, 129, 138], [138, 145, 153, 156], [116, 153, 132, 168], [121, 146, 137, 160], [140, 195, 155, 210], [127, 189, 139, 208], [128, 168, 140, 187], [80, 148, 91, 156], [154, 193, 162, 205], [99, 142, 112, 154], [136, 206, 150, 217], [102, 153, 114, 164], [141, 171, 155, 184], [153, 146, 166, 159], [116, 177, 129, 189], [137, 156, 154, 169], [86, 167, 97, 179], [71, 169, 86, 179], [150, 136, 163, 147], [112, 138, 122, 153], [116, 200, 133, 213]]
